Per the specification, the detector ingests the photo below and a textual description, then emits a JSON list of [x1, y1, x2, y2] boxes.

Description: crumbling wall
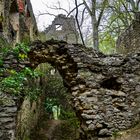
[[45, 14, 79, 43], [0, 0, 37, 43], [116, 12, 140, 54], [0, 92, 17, 140], [29, 40, 140, 139], [0, 92, 41, 140], [0, 50, 41, 140], [1, 40, 140, 140], [25, 0, 38, 41]]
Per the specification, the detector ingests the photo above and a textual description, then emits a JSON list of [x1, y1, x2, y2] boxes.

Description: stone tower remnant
[[45, 14, 79, 44], [0, 0, 38, 43]]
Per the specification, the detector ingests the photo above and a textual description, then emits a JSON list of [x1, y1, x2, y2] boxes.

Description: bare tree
[[82, 0, 108, 50], [74, 0, 85, 45]]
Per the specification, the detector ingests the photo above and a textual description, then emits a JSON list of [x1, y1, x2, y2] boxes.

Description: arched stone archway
[[28, 40, 140, 140], [1, 39, 140, 139]]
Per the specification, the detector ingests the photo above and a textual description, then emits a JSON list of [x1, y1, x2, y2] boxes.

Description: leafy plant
[[12, 43, 30, 58], [44, 98, 59, 113], [0, 67, 42, 100], [0, 59, 3, 66], [1, 72, 25, 95]]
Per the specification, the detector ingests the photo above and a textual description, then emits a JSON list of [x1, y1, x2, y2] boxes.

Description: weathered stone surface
[[0, 0, 37, 43], [45, 14, 79, 44], [27, 40, 140, 139], [0, 92, 17, 140], [1, 39, 140, 140]]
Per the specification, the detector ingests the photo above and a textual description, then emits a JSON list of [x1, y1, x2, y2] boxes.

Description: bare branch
[[75, 0, 85, 46], [42, 1, 69, 15], [37, 11, 56, 18], [80, 7, 86, 27], [83, 0, 92, 16], [97, 0, 108, 27], [67, 3, 84, 17]]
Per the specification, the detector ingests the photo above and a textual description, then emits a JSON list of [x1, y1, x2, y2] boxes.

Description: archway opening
[[32, 63, 79, 140], [17, 63, 79, 140]]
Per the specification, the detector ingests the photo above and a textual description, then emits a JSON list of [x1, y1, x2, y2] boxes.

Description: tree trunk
[[91, 16, 99, 51]]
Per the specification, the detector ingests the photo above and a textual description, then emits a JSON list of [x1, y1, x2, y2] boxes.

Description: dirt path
[[34, 119, 63, 140]]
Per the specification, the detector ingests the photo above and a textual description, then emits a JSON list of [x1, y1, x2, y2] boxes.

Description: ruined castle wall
[[29, 41, 140, 139], [0, 91, 41, 140], [0, 92, 17, 140], [1, 40, 140, 139], [45, 15, 79, 44], [0, 0, 37, 43], [0, 50, 41, 140]]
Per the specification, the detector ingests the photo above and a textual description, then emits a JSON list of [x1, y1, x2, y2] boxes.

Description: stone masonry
[[0, 0, 37, 43], [45, 14, 79, 44], [0, 92, 17, 140], [0, 40, 140, 139], [28, 40, 140, 139], [0, 53, 41, 140]]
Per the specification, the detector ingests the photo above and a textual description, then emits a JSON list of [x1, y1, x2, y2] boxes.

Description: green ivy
[[44, 98, 59, 113], [0, 59, 3, 66], [0, 41, 44, 101], [14, 43, 30, 53], [0, 67, 42, 100], [1, 72, 25, 95], [12, 43, 30, 58]]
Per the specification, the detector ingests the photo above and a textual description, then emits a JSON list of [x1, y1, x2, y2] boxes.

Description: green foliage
[[45, 98, 59, 113], [99, 31, 116, 54], [0, 41, 30, 60], [112, 130, 121, 138], [1, 47, 9, 55], [27, 88, 41, 101], [13, 43, 30, 58], [0, 67, 42, 100], [45, 68, 68, 100], [60, 109, 80, 127], [42, 65, 79, 128], [23, 67, 42, 78], [0, 59, 3, 66], [1, 72, 25, 95], [0, 41, 44, 101]]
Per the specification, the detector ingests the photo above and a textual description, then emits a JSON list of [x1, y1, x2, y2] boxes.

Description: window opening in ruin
[[55, 25, 62, 31], [10, 0, 18, 13], [100, 77, 121, 90]]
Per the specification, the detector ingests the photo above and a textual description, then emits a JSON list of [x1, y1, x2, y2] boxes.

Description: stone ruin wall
[[0, 50, 41, 140], [0, 91, 41, 140], [0, 92, 17, 140], [0, 40, 140, 139], [29, 41, 140, 139], [0, 1, 39, 140], [116, 12, 140, 54], [0, 0, 38, 43], [45, 14, 79, 44]]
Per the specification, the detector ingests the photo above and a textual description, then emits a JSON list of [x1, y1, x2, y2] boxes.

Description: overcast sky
[[30, 0, 75, 31]]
